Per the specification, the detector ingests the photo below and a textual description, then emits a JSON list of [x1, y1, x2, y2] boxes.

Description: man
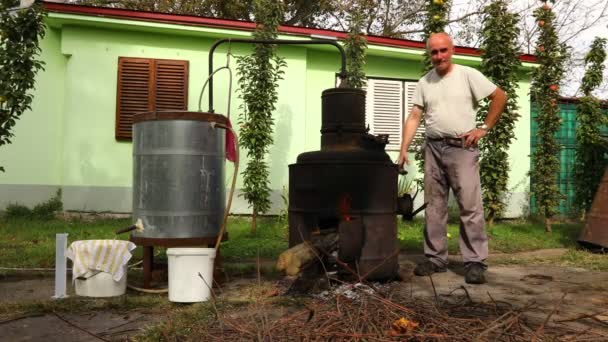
[[397, 32, 507, 284]]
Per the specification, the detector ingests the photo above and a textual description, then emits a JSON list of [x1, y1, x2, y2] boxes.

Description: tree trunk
[[251, 209, 257, 234], [487, 215, 494, 227], [545, 217, 552, 233]]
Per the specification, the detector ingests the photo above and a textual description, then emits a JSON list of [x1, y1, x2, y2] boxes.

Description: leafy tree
[[414, 0, 450, 186], [0, 0, 46, 172], [343, 4, 367, 88], [529, 0, 568, 232], [573, 37, 607, 216], [477, 0, 522, 225], [422, 0, 450, 73], [236, 0, 286, 233], [77, 0, 336, 27]]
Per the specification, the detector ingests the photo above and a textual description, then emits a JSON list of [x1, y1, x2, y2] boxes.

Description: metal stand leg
[[143, 246, 154, 289]]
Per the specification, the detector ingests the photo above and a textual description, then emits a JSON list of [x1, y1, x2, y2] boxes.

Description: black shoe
[[465, 262, 487, 284], [414, 260, 447, 276]]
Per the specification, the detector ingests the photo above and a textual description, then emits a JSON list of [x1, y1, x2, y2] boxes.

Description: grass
[[0, 217, 132, 269], [220, 216, 288, 261], [0, 214, 605, 334], [0, 215, 602, 272], [397, 219, 582, 254], [136, 281, 307, 341]]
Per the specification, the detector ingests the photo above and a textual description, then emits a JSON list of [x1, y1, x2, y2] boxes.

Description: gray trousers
[[423, 140, 488, 267]]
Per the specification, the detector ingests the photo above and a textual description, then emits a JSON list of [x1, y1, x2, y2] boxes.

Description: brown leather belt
[[427, 136, 465, 148]]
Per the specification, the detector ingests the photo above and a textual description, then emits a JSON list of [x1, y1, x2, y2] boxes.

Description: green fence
[[530, 100, 608, 216]]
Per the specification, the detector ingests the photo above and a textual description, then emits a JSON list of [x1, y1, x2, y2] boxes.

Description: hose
[[212, 123, 240, 250], [199, 49, 239, 250], [127, 284, 168, 294]]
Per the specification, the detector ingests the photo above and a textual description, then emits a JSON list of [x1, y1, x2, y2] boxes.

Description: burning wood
[[276, 232, 337, 276]]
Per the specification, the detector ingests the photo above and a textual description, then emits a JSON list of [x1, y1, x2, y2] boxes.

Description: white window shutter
[[403, 81, 424, 142], [366, 79, 403, 151]]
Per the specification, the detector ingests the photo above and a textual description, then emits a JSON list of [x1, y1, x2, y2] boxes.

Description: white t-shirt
[[412, 64, 496, 139]]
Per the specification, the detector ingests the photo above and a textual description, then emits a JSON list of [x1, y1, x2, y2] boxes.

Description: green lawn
[[0, 216, 604, 270], [397, 219, 582, 254]]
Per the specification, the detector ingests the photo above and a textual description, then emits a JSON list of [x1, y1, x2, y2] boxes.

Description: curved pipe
[[207, 38, 347, 113]]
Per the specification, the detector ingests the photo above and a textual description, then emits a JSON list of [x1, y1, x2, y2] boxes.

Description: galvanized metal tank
[[578, 168, 608, 250], [131, 112, 227, 240]]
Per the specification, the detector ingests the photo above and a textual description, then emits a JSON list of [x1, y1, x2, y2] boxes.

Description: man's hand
[[397, 151, 409, 170], [460, 128, 487, 148]]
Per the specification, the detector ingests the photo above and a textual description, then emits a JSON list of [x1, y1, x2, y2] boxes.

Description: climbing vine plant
[[0, 0, 46, 172], [529, 0, 568, 232], [422, 0, 450, 73], [573, 37, 607, 215], [415, 0, 450, 185], [343, 6, 367, 89], [477, 0, 521, 225], [236, 0, 286, 233]]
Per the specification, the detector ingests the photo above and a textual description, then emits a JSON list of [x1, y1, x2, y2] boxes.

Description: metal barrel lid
[[133, 110, 228, 125]]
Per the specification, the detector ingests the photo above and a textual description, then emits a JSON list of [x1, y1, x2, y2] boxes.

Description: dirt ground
[[1, 249, 607, 341]]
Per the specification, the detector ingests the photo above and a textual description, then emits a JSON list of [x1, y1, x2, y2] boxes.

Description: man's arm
[[397, 105, 424, 168], [461, 87, 507, 147]]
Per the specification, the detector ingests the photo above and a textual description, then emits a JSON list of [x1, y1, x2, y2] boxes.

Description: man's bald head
[[426, 32, 455, 75], [426, 32, 454, 50]]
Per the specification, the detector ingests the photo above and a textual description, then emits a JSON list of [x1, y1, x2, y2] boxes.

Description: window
[[364, 78, 420, 151], [115, 57, 189, 140]]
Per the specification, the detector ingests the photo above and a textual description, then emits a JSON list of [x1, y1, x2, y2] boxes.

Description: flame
[[339, 194, 352, 221]]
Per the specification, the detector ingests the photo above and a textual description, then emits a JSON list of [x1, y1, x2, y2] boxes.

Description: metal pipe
[[207, 38, 347, 113]]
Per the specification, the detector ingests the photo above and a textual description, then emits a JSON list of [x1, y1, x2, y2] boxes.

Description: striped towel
[[66, 240, 136, 282]]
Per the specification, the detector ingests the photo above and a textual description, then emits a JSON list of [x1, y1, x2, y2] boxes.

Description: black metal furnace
[[288, 87, 400, 281]]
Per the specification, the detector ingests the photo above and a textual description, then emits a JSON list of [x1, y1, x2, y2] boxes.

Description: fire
[[339, 194, 352, 221]]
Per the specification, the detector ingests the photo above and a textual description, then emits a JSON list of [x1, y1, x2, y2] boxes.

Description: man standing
[[397, 32, 507, 284]]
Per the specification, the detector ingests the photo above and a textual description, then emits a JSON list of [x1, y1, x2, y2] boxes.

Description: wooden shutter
[[366, 79, 403, 151], [116, 58, 152, 140], [154, 60, 188, 111], [115, 58, 189, 140]]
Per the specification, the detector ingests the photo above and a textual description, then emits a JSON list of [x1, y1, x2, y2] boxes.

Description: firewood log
[[276, 233, 337, 276]]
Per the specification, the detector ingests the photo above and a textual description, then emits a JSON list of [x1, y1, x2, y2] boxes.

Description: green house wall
[[0, 11, 533, 217]]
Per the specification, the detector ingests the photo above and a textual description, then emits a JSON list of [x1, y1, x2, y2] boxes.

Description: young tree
[[477, 0, 522, 225], [574, 37, 607, 216], [0, 0, 46, 172], [529, 0, 568, 232], [414, 0, 450, 186], [422, 0, 450, 73], [236, 0, 286, 233], [343, 5, 367, 89]]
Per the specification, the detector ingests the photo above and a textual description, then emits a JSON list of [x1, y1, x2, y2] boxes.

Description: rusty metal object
[[133, 111, 228, 125], [358, 215, 399, 280], [578, 168, 608, 250], [289, 88, 400, 280], [130, 235, 226, 247], [338, 217, 364, 263]]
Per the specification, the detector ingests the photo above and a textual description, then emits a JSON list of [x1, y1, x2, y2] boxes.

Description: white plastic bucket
[[74, 266, 127, 297], [167, 248, 216, 303]]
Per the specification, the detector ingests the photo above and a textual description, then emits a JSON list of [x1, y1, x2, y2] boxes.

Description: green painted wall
[[0, 27, 66, 185], [0, 12, 534, 217]]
